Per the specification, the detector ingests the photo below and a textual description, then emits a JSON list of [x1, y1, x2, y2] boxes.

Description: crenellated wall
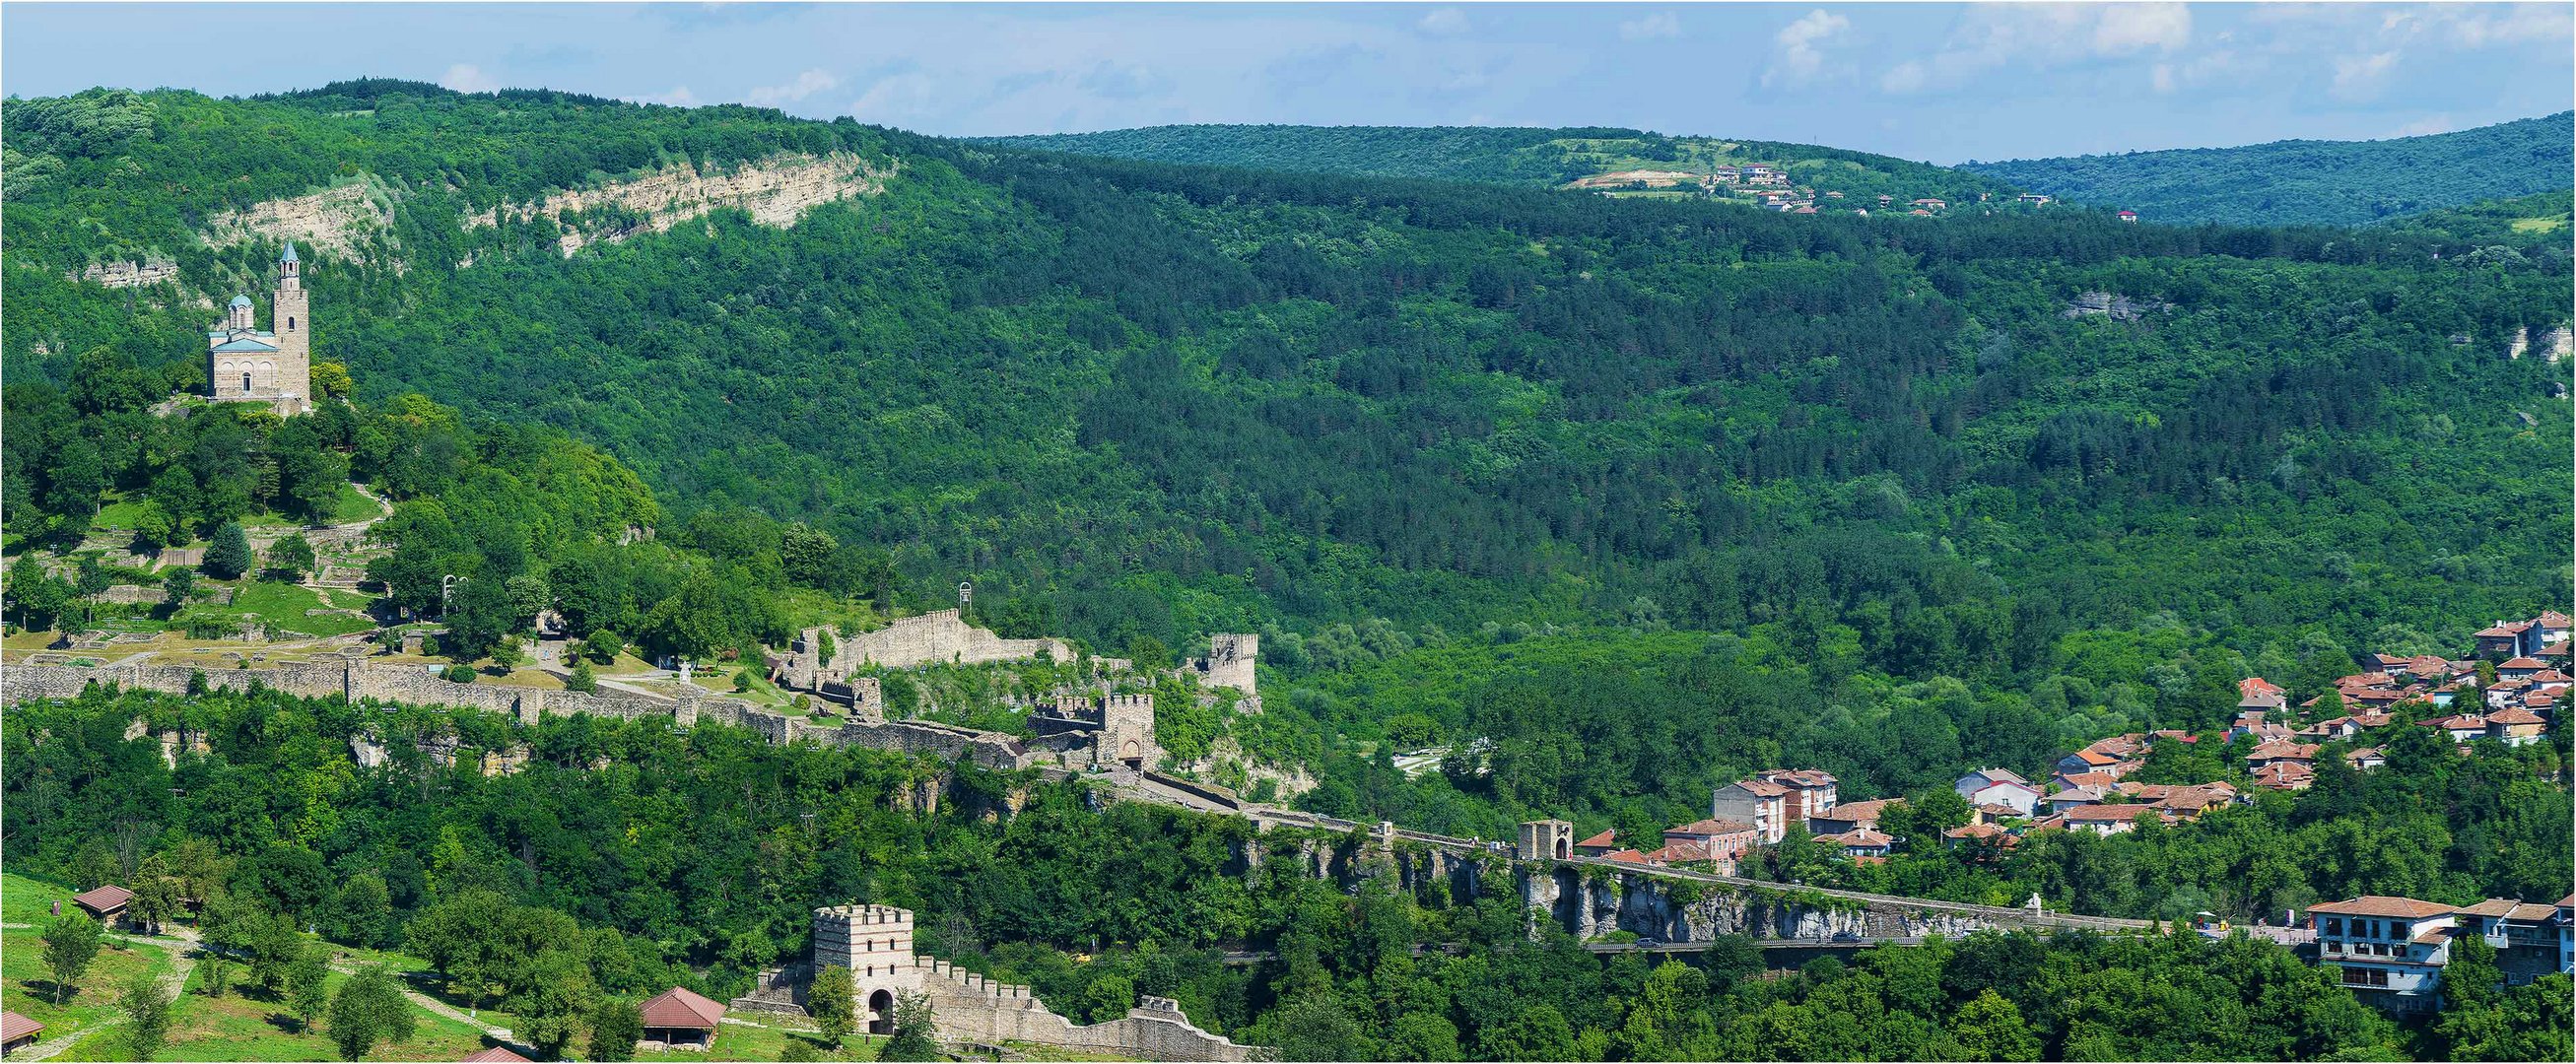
[[2, 660, 1033, 770], [830, 610, 1072, 671]]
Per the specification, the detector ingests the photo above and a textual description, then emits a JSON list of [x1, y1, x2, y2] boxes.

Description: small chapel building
[[209, 243, 312, 414]]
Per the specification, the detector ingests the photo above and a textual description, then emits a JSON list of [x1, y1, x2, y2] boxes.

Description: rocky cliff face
[[1525, 867, 2002, 943], [203, 177, 399, 263], [465, 150, 896, 255]]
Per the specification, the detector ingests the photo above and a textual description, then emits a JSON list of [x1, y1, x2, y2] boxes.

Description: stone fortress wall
[[745, 905, 1260, 1062], [0, 657, 1032, 770], [829, 610, 1072, 671]]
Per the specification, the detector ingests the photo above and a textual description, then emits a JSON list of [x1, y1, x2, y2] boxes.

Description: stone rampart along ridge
[[0, 661, 1031, 770], [463, 151, 895, 256], [829, 610, 1072, 671]]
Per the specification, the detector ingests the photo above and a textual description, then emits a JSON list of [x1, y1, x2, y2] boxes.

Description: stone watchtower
[[209, 243, 312, 413], [813, 904, 920, 1033], [1098, 694, 1159, 767], [1518, 819, 1574, 861]]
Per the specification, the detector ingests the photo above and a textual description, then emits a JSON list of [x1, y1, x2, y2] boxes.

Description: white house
[[1954, 768, 2040, 817], [2307, 897, 2460, 1008]]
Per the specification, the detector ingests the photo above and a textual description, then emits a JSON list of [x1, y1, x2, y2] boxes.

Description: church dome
[[229, 294, 253, 308]]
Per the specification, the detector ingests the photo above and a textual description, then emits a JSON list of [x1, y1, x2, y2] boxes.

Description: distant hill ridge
[[1963, 112, 2576, 227], [987, 123, 2018, 212]]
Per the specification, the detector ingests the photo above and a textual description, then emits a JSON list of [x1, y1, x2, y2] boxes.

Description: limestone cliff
[[465, 150, 895, 256]]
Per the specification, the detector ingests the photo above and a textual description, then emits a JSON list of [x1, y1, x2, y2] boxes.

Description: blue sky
[[5, 2, 2569, 163]]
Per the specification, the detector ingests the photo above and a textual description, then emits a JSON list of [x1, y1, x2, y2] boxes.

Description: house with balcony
[[2452, 898, 2570, 985], [2305, 897, 2461, 1010]]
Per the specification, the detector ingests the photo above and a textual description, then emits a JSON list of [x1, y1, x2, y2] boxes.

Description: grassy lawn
[[2510, 216, 2567, 233], [179, 579, 377, 638], [238, 486, 381, 530], [630, 1020, 882, 1062], [52, 964, 496, 1063], [1, 926, 173, 1050]]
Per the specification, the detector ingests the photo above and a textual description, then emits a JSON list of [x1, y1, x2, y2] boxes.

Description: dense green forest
[[987, 122, 2016, 204], [5, 81, 2570, 837], [1964, 112, 2576, 226], [10, 688, 2563, 1061]]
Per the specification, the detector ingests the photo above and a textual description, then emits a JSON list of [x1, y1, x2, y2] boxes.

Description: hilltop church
[[208, 243, 312, 414]]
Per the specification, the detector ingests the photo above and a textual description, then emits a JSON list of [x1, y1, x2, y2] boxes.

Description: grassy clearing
[[0, 926, 173, 1050], [178, 579, 377, 638], [52, 964, 496, 1063], [2509, 216, 2567, 233], [630, 1021, 883, 1062]]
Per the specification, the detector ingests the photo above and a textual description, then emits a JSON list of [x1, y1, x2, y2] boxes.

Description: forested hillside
[[1964, 112, 2576, 226], [14, 687, 2559, 1062], [988, 123, 2015, 205], [5, 81, 2572, 840]]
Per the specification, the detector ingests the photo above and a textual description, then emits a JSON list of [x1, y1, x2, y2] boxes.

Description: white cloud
[[2391, 113, 2455, 137], [2150, 63, 2175, 94], [1620, 12, 1681, 42], [441, 63, 501, 94], [1417, 8, 1467, 36], [2331, 49, 2400, 100], [1764, 10, 1850, 88], [1879, 60, 1928, 95], [636, 86, 701, 108], [2092, 3, 2191, 54], [846, 72, 940, 124], [747, 68, 839, 107]]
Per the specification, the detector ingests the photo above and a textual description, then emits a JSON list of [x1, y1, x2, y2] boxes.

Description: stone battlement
[[2, 660, 1037, 771]]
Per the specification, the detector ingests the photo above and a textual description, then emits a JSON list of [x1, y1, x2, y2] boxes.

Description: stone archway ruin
[[867, 989, 895, 1034]]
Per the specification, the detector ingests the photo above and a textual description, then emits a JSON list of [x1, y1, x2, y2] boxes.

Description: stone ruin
[[729, 904, 1259, 1062], [1029, 693, 1162, 770], [1187, 633, 1261, 713]]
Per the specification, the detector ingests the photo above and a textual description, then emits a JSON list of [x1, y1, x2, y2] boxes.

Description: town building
[[2306, 897, 2461, 1008], [1711, 777, 1795, 843], [1954, 768, 2040, 817], [1657, 819, 1757, 869], [1807, 797, 1900, 835], [208, 244, 313, 414], [1572, 829, 1620, 858]]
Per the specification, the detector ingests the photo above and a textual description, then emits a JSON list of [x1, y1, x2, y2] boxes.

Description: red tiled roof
[[461, 1047, 532, 1062], [1822, 828, 1894, 847], [1943, 823, 2007, 839], [1601, 848, 1654, 865], [2476, 622, 2532, 637], [1725, 778, 1792, 798], [1813, 798, 1900, 824], [1665, 819, 1754, 837], [2, 1012, 41, 1042], [2239, 677, 2285, 697], [639, 986, 725, 1031], [2485, 707, 2545, 725], [2309, 896, 2456, 918], [2061, 804, 2160, 822], [73, 885, 132, 914], [1574, 830, 1617, 848], [2500, 657, 2546, 670]]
